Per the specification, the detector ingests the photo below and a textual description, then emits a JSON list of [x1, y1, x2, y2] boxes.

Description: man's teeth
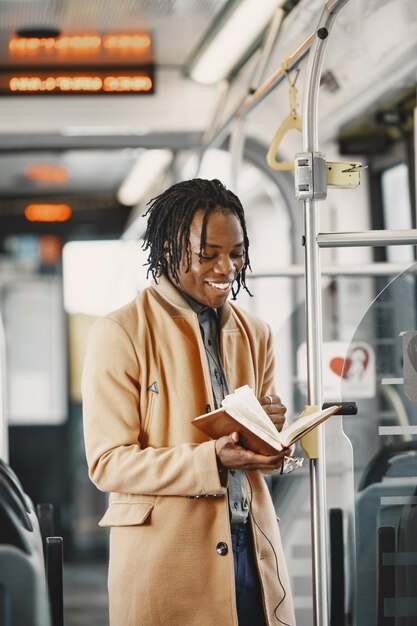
[[207, 282, 230, 291]]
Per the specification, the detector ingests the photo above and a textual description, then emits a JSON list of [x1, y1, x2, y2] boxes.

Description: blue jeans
[[231, 525, 267, 626]]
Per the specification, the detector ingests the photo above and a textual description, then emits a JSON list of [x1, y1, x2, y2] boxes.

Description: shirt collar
[[181, 291, 219, 318], [151, 273, 233, 327]]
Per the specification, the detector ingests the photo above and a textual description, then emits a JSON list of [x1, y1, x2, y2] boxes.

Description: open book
[[192, 385, 340, 456]]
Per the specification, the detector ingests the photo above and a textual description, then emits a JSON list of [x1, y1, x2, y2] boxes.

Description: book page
[[280, 405, 340, 447], [221, 385, 280, 442]]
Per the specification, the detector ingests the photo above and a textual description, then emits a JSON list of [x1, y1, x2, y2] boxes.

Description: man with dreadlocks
[[82, 178, 296, 626]]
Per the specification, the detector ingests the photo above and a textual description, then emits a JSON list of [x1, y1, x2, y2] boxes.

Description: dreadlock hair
[[141, 178, 252, 300]]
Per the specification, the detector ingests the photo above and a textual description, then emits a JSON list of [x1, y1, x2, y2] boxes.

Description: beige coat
[[82, 275, 296, 626]]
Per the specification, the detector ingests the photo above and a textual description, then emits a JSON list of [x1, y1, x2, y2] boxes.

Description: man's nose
[[215, 255, 235, 275]]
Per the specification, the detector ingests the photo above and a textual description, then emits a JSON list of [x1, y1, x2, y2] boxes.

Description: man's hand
[[215, 432, 289, 472], [259, 394, 287, 433]]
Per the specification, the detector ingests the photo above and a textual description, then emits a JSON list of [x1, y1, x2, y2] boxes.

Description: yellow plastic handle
[[299, 404, 320, 459], [266, 113, 302, 172]]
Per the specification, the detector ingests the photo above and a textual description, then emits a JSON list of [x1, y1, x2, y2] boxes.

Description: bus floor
[[63, 560, 109, 626]]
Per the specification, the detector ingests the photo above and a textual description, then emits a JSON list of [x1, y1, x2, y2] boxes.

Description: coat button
[[216, 542, 228, 556]]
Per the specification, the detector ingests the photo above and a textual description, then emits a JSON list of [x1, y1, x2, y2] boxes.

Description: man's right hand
[[215, 432, 289, 472]]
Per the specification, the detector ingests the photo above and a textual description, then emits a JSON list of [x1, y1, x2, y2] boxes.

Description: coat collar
[[150, 274, 235, 330]]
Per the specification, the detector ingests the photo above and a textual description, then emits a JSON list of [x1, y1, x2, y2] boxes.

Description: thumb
[[230, 431, 239, 444]]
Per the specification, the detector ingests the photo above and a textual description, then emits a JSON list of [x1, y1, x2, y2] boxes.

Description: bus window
[[381, 162, 415, 263]]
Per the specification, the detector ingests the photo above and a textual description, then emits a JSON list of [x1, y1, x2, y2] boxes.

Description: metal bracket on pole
[[295, 152, 327, 200]]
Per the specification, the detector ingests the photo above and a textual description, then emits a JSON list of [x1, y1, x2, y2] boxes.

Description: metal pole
[[229, 118, 247, 191], [301, 2, 349, 625], [245, 261, 417, 278], [317, 229, 417, 248], [202, 0, 349, 152], [203, 35, 312, 151], [250, 7, 286, 89], [196, 79, 231, 177], [229, 7, 286, 191], [200, 79, 231, 147]]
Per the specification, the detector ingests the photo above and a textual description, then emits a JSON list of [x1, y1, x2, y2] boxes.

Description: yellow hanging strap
[[266, 61, 302, 172]]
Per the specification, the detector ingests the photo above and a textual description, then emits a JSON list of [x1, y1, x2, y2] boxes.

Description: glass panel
[[269, 267, 416, 626], [340, 263, 417, 626]]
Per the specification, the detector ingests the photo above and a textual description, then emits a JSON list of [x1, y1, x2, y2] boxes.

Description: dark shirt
[[184, 295, 248, 528]]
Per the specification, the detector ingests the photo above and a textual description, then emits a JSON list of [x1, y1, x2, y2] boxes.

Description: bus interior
[[0, 0, 417, 624]]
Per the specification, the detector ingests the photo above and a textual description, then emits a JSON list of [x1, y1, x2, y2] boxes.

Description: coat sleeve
[[82, 317, 225, 498]]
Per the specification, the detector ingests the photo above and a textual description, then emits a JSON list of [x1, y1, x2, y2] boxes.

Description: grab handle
[[266, 114, 302, 171]]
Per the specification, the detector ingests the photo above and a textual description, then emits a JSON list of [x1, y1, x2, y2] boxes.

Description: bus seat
[[0, 582, 11, 626], [0, 461, 44, 560], [0, 459, 31, 514], [358, 441, 417, 491], [385, 451, 417, 479], [356, 478, 417, 626], [0, 475, 32, 532], [396, 487, 417, 626], [0, 497, 32, 554], [0, 544, 51, 626], [0, 460, 56, 625]]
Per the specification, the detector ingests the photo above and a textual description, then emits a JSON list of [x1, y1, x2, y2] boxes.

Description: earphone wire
[[245, 473, 292, 626]]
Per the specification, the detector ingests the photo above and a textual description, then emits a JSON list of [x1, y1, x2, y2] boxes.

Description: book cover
[[192, 385, 340, 456]]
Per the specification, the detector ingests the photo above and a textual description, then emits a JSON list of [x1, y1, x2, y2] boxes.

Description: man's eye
[[232, 252, 244, 259], [200, 254, 215, 260]]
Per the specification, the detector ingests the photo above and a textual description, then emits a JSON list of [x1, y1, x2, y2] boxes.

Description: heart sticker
[[330, 347, 369, 380], [330, 357, 347, 377]]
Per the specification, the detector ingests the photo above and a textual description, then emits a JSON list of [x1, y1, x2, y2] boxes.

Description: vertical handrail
[[229, 6, 286, 191], [46, 537, 64, 626], [0, 312, 8, 462], [301, 1, 350, 625], [329, 508, 345, 625]]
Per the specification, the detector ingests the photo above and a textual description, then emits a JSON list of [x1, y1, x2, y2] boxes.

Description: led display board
[[1, 33, 154, 95], [0, 68, 154, 95], [7, 33, 152, 66]]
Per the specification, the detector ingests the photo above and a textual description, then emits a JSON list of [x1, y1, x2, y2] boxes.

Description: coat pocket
[[98, 502, 154, 527]]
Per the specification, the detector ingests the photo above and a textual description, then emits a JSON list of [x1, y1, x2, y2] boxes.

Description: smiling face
[[170, 207, 245, 308]]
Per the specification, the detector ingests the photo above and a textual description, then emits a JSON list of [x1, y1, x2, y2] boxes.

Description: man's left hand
[[259, 394, 287, 433]]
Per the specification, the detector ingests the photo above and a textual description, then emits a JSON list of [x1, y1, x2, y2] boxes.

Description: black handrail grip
[[322, 402, 358, 415], [377, 526, 395, 626], [329, 508, 345, 626], [46, 536, 64, 626]]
